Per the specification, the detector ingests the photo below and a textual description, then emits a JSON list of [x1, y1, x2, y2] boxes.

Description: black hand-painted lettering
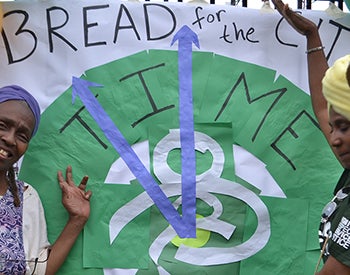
[[192, 7, 226, 30], [83, 5, 109, 47], [232, 23, 245, 40], [275, 14, 323, 49], [119, 63, 175, 127], [250, 87, 287, 141], [215, 10, 226, 22], [113, 4, 140, 43], [215, 72, 287, 141], [60, 94, 108, 149], [271, 110, 320, 170], [219, 25, 232, 43], [220, 23, 258, 43], [144, 3, 176, 40], [274, 16, 299, 48], [1, 10, 37, 64], [326, 20, 350, 61], [207, 13, 216, 23], [46, 6, 78, 52], [192, 7, 205, 29], [246, 27, 257, 43], [232, 23, 259, 43]]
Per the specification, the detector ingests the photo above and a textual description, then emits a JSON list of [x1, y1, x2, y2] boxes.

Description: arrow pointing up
[[171, 25, 200, 237]]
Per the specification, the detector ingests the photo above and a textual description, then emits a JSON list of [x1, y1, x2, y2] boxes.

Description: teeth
[[0, 149, 8, 157]]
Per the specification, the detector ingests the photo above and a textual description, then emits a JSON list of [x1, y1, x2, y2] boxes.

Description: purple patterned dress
[[0, 180, 26, 274]]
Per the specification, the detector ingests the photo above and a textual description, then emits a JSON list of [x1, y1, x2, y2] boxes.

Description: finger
[[80, 176, 89, 185], [271, 0, 284, 13], [286, 11, 308, 35], [57, 170, 65, 188], [284, 4, 295, 17], [57, 170, 70, 196], [84, 190, 92, 200], [65, 165, 74, 186], [78, 176, 89, 191]]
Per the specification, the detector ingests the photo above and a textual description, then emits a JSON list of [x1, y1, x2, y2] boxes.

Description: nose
[[330, 130, 342, 148], [1, 130, 16, 146]]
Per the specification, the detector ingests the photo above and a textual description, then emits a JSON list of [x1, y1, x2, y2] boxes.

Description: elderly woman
[[0, 85, 91, 274], [272, 0, 350, 274]]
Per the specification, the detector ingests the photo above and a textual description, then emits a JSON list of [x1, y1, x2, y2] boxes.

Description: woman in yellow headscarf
[[272, 0, 350, 274]]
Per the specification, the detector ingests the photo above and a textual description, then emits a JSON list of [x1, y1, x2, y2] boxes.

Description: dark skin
[[329, 107, 350, 170], [272, 0, 350, 273], [0, 100, 92, 275], [0, 101, 33, 195]]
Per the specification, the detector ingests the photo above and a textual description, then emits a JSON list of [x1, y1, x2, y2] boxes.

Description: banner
[[1, 0, 348, 274]]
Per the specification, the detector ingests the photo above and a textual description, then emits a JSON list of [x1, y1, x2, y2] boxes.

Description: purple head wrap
[[0, 85, 41, 136]]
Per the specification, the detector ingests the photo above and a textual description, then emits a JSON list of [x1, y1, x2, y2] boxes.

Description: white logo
[[332, 216, 350, 249]]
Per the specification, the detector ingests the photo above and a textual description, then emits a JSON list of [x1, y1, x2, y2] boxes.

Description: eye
[[339, 123, 350, 133], [19, 135, 29, 143], [17, 132, 30, 143], [0, 121, 8, 130]]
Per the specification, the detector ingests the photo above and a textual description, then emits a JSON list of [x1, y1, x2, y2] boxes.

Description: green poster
[[19, 50, 340, 274]]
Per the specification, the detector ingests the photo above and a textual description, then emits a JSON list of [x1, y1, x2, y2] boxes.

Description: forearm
[[305, 28, 330, 139], [316, 255, 350, 275], [272, 0, 331, 138], [45, 216, 87, 275]]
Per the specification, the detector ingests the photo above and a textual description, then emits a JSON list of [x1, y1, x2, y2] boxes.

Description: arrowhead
[[171, 25, 200, 49], [71, 76, 103, 104]]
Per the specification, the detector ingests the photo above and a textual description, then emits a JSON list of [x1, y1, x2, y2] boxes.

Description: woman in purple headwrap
[[272, 1, 350, 274], [0, 85, 92, 274]]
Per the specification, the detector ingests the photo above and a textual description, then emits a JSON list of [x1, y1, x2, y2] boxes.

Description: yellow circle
[[171, 214, 211, 248]]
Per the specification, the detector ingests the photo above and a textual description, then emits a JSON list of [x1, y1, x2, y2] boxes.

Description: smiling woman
[[0, 85, 92, 275]]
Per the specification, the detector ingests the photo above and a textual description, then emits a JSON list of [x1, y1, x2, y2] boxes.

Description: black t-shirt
[[319, 169, 350, 266]]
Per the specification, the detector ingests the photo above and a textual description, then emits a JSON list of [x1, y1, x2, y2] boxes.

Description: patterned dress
[[0, 180, 26, 274]]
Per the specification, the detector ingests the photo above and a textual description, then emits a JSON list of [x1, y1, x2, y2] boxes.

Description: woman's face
[[329, 106, 350, 169], [0, 100, 35, 172]]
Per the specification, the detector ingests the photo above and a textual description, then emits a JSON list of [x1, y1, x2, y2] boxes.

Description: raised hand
[[45, 167, 92, 274], [57, 165, 92, 221], [272, 0, 318, 36]]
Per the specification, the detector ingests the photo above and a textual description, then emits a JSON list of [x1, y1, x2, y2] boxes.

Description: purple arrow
[[171, 25, 200, 237], [72, 77, 195, 237]]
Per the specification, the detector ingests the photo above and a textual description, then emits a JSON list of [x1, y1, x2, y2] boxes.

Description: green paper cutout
[[19, 50, 340, 274], [240, 197, 308, 274], [83, 182, 149, 268]]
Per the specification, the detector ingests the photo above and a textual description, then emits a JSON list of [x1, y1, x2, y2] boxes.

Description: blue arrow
[[72, 77, 195, 237], [171, 25, 200, 237]]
